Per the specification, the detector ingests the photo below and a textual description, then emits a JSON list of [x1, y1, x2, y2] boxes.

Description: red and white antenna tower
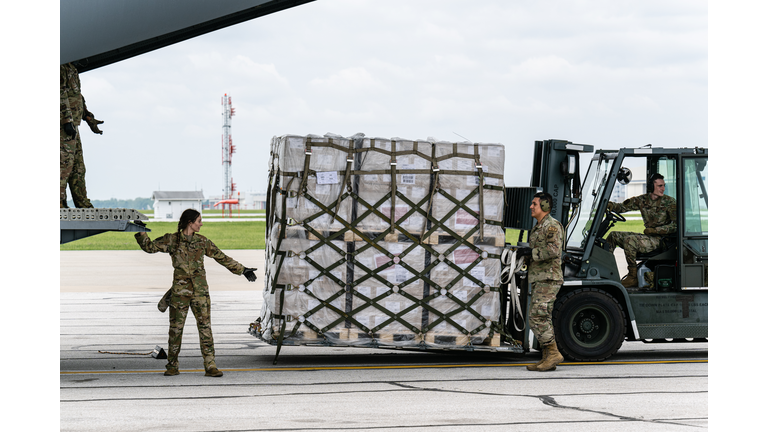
[[222, 94, 236, 199]]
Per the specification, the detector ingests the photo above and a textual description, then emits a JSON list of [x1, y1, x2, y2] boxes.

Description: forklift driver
[[605, 173, 677, 288]]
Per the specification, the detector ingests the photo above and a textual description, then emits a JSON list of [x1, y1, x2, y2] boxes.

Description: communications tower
[[222, 94, 236, 199]]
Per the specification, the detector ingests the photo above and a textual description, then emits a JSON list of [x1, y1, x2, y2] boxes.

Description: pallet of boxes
[[252, 133, 520, 355]]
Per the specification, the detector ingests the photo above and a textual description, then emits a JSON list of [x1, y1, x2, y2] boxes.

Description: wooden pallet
[[424, 233, 505, 247], [423, 333, 487, 346], [272, 325, 499, 347], [344, 231, 401, 243], [270, 327, 320, 341], [283, 224, 503, 247], [304, 230, 345, 242], [339, 329, 422, 344], [485, 333, 501, 347]]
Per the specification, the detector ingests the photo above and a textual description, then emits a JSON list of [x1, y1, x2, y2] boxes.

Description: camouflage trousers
[[606, 231, 662, 267], [60, 126, 93, 208], [529, 281, 562, 346], [166, 293, 217, 371]]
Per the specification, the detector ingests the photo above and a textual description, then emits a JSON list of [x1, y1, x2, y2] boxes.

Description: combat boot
[[205, 367, 223, 377], [536, 341, 564, 372], [164, 368, 179, 376], [621, 266, 638, 288], [526, 344, 549, 371]]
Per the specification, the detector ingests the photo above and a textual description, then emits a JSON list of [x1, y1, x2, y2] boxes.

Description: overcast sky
[[71, 0, 708, 201]]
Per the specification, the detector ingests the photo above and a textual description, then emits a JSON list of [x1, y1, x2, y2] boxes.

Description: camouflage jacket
[[135, 231, 245, 297], [612, 193, 677, 235], [60, 63, 84, 126], [527, 213, 564, 283]]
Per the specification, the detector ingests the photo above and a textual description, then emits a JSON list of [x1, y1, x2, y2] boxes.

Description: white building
[[204, 191, 267, 210], [152, 191, 204, 220], [246, 192, 267, 210], [611, 179, 647, 203]]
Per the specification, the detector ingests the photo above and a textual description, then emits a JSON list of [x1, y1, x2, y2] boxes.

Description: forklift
[[504, 140, 708, 361]]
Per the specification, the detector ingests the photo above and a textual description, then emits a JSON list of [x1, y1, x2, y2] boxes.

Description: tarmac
[[58, 249, 708, 431], [60, 249, 266, 293]]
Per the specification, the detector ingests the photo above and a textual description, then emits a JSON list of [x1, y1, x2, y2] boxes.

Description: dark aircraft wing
[[61, 0, 315, 72]]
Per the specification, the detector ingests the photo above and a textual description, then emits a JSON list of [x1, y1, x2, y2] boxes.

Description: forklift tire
[[552, 288, 626, 362]]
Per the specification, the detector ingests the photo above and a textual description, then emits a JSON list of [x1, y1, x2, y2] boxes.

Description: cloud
[[69, 0, 707, 199], [229, 56, 289, 85], [310, 67, 384, 93]]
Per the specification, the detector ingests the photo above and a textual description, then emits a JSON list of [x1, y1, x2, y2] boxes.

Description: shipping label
[[317, 171, 339, 185]]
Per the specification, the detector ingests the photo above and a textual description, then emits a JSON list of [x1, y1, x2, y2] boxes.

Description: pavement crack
[[389, 383, 705, 429], [536, 394, 705, 429], [390, 381, 511, 397]]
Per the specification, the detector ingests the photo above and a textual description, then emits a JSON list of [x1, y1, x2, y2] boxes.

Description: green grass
[[605, 219, 646, 235], [136, 209, 266, 215], [202, 209, 266, 214], [60, 221, 266, 251], [62, 218, 646, 251]]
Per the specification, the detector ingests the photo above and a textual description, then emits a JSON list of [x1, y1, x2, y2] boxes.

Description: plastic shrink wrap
[[258, 134, 506, 350]]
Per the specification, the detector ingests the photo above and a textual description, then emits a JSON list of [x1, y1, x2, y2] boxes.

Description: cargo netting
[[253, 133, 521, 355]]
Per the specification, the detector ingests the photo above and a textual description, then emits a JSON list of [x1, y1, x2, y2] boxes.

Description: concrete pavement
[[58, 249, 708, 431], [60, 249, 266, 293], [59, 286, 709, 432]]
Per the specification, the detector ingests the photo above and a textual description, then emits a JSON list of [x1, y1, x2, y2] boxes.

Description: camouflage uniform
[[135, 231, 245, 372], [526, 213, 564, 346], [60, 63, 93, 208], [606, 193, 677, 267]]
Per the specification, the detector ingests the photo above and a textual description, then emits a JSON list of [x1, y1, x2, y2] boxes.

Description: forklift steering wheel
[[606, 209, 626, 223]]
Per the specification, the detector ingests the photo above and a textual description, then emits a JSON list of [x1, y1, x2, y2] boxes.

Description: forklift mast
[[529, 140, 595, 227], [504, 140, 593, 233]]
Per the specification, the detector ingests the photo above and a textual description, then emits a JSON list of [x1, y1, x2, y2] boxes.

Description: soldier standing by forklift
[[517, 192, 565, 372], [606, 173, 677, 288]]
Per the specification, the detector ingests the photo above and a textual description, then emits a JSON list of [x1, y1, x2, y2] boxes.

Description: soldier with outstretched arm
[[135, 209, 257, 377]]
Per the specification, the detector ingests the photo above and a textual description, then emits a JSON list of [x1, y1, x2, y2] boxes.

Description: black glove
[[243, 267, 257, 282], [517, 247, 532, 257], [84, 111, 104, 134], [63, 122, 77, 139], [134, 220, 146, 227]]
